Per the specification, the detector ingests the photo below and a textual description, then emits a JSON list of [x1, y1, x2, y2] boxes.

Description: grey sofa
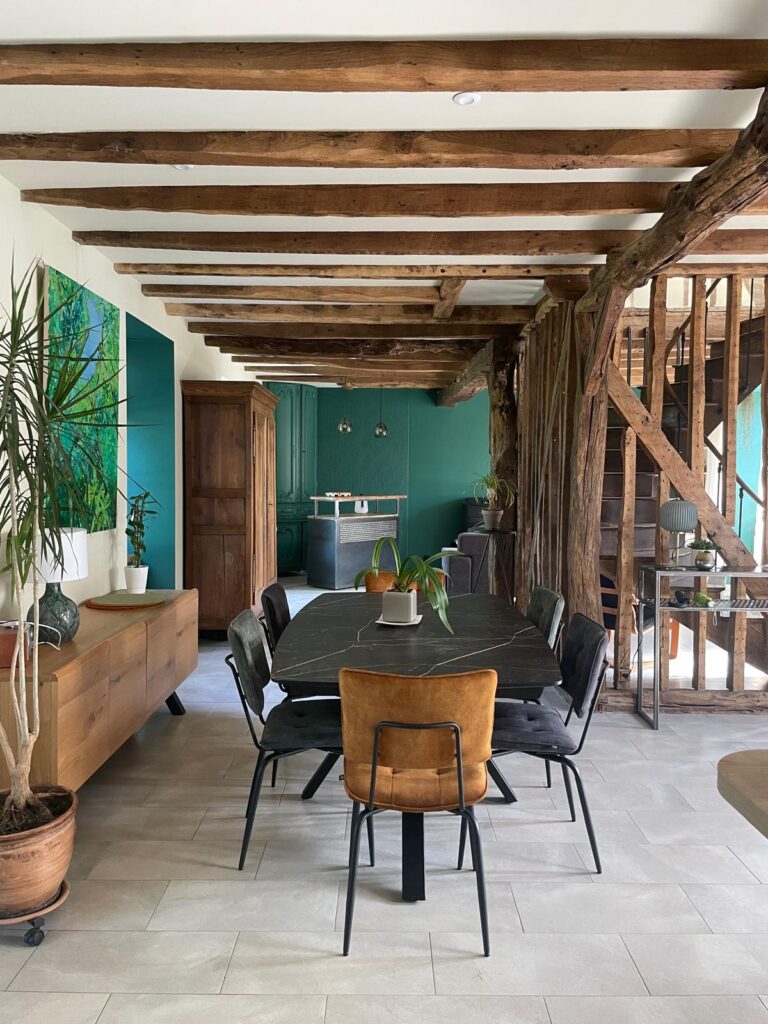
[[442, 532, 491, 595]]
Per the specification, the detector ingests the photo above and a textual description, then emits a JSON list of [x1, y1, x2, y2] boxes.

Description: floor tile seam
[[728, 845, 766, 882], [217, 929, 241, 995], [92, 992, 113, 1023], [142, 879, 172, 931], [617, 932, 652, 996]]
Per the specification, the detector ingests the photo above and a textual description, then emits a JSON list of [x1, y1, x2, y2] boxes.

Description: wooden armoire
[[182, 381, 278, 630]]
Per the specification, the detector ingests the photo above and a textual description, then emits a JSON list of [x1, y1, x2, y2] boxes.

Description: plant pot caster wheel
[[0, 880, 70, 946], [24, 918, 46, 946]]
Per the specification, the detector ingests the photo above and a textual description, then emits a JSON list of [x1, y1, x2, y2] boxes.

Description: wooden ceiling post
[[648, 276, 671, 690], [432, 280, 465, 319], [488, 336, 523, 595]]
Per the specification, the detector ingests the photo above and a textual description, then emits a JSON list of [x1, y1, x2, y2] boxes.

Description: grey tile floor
[[5, 587, 768, 1022]]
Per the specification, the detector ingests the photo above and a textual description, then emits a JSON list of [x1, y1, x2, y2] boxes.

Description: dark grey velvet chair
[[526, 585, 565, 650], [441, 533, 491, 595], [226, 609, 350, 870], [473, 613, 609, 873], [261, 582, 292, 656]]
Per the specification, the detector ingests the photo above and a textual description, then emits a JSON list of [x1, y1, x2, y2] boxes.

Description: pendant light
[[336, 379, 353, 433], [373, 386, 388, 438]]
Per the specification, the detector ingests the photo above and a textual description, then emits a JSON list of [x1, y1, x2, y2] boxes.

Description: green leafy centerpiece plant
[[125, 490, 159, 594], [473, 472, 515, 529], [0, 260, 120, 921], [354, 536, 458, 633], [688, 538, 717, 570]]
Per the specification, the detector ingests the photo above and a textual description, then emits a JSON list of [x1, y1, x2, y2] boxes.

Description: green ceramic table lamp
[[28, 527, 89, 645]]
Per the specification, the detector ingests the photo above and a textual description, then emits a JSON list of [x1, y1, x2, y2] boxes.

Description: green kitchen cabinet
[[268, 382, 318, 574]]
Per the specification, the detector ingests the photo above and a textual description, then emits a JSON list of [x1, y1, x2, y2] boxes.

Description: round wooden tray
[[86, 591, 165, 611], [0, 879, 70, 927]]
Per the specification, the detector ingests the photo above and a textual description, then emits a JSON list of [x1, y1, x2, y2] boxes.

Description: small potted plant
[[125, 490, 158, 594], [688, 538, 717, 570], [473, 472, 515, 530], [355, 536, 458, 632]]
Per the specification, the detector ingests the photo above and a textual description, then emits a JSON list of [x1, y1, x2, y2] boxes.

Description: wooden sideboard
[[0, 590, 198, 792]]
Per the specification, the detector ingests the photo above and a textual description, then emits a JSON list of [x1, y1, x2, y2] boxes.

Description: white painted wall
[[0, 173, 250, 616]]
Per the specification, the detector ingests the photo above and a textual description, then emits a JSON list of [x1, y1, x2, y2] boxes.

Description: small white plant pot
[[125, 565, 149, 595], [381, 589, 418, 624]]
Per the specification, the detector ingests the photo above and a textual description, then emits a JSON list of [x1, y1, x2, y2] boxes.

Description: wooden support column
[[615, 425, 637, 686], [688, 276, 708, 690], [648, 276, 671, 689], [488, 336, 521, 597], [723, 276, 747, 690]]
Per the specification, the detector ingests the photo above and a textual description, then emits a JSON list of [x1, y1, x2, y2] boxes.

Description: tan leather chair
[[339, 667, 496, 957], [363, 570, 397, 593]]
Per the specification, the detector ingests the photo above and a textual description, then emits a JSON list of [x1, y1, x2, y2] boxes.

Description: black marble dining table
[[271, 591, 562, 697], [271, 591, 562, 904]]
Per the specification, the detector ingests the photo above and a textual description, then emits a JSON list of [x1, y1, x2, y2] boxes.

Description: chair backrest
[[559, 613, 609, 718], [364, 570, 397, 593], [526, 585, 565, 649], [261, 582, 291, 651], [339, 668, 496, 811], [227, 609, 272, 718]]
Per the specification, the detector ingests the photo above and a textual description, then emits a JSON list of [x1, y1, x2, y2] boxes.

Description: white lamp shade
[[36, 528, 89, 583], [659, 499, 698, 533]]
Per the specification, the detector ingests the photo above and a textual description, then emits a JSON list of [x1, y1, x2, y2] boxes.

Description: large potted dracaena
[[0, 261, 120, 919]]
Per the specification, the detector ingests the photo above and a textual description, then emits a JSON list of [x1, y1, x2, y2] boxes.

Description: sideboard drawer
[[108, 623, 147, 749]]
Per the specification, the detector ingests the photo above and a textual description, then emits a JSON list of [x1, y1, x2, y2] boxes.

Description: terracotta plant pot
[[0, 786, 77, 919], [481, 508, 504, 529], [364, 570, 396, 593]]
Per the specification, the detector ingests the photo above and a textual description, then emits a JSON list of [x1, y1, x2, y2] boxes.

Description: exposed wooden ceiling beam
[[432, 280, 465, 320], [245, 362, 459, 376], [213, 338, 483, 358], [29, 180, 768, 217], [234, 353, 468, 368], [1, 40, 766, 91], [250, 376, 447, 387], [115, 260, 768, 280], [73, 229, 768, 256], [436, 344, 493, 407], [0, 129, 739, 168], [166, 302, 530, 324], [197, 323, 500, 339], [142, 283, 439, 303]]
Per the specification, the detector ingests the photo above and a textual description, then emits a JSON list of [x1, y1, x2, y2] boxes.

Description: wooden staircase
[[602, 313, 764, 559]]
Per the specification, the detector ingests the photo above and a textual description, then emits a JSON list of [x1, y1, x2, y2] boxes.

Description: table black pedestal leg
[[402, 812, 425, 902], [301, 752, 340, 800], [165, 692, 186, 715], [488, 758, 517, 803]]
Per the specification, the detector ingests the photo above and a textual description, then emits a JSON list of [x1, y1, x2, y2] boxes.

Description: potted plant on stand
[[473, 472, 515, 530], [355, 536, 458, 632], [688, 538, 717, 570], [125, 490, 158, 594], [0, 260, 120, 928]]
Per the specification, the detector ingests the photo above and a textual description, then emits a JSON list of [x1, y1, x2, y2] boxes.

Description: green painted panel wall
[[317, 388, 489, 557], [126, 315, 176, 588]]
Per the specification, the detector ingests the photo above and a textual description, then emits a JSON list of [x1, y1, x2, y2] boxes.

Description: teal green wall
[[126, 315, 176, 588], [317, 388, 490, 556], [736, 385, 762, 552]]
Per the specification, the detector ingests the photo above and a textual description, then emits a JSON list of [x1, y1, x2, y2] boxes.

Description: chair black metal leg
[[301, 752, 341, 800], [464, 808, 490, 957], [270, 760, 278, 788], [343, 806, 368, 955], [561, 762, 576, 822], [366, 814, 375, 867], [240, 750, 270, 870], [487, 758, 517, 804], [458, 814, 468, 869], [545, 759, 552, 788], [564, 758, 601, 874]]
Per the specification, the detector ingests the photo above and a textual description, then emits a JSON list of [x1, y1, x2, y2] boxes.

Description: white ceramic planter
[[381, 589, 418, 624], [125, 565, 149, 595]]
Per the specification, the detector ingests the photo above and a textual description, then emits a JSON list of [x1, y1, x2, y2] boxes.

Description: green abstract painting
[[47, 267, 120, 533]]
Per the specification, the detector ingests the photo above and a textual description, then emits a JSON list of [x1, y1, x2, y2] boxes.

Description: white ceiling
[[1, 0, 767, 378]]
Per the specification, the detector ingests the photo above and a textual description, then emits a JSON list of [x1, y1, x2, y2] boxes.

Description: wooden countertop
[[1, 589, 193, 682], [718, 749, 768, 840]]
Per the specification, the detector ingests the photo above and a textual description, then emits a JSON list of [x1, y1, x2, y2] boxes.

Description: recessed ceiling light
[[452, 92, 481, 106], [172, 164, 196, 171]]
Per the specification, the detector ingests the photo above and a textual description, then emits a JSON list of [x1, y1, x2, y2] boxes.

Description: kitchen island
[[306, 494, 406, 590]]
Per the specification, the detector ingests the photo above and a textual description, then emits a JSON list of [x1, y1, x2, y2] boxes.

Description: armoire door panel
[[190, 496, 246, 528]]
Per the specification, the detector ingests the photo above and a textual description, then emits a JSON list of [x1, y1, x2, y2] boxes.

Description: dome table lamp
[[659, 499, 698, 566], [28, 528, 89, 644]]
